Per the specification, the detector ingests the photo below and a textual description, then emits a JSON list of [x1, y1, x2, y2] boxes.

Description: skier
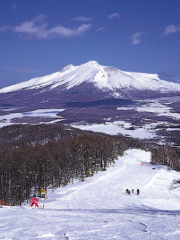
[[132, 189, 134, 194], [30, 196, 39, 208], [137, 189, 140, 195]]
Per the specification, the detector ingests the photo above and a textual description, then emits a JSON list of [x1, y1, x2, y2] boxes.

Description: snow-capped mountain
[[0, 60, 180, 94], [0, 61, 180, 124]]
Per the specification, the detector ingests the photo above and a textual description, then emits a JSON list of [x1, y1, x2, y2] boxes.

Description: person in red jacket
[[30, 196, 39, 207]]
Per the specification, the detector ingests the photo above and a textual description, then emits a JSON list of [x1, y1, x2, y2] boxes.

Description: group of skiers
[[126, 188, 140, 196]]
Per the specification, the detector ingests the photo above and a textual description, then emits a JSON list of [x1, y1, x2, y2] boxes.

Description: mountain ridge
[[1, 60, 180, 94]]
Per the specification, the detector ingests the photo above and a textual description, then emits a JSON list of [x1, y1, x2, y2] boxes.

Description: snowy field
[[71, 99, 180, 140], [0, 109, 65, 128], [1, 149, 180, 240], [71, 121, 156, 139], [1, 97, 180, 140]]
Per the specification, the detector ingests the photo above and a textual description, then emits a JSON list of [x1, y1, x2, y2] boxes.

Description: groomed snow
[[1, 149, 180, 239]]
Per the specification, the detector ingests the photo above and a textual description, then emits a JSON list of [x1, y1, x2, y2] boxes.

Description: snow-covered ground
[[71, 121, 156, 139], [71, 98, 180, 140], [0, 109, 65, 128], [1, 149, 180, 239], [1, 96, 180, 140]]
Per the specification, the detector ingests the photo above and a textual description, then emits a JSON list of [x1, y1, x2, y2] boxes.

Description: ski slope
[[1, 149, 180, 239]]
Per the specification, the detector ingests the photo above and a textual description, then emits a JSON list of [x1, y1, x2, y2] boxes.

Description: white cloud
[[71, 16, 92, 22], [131, 32, 142, 45], [108, 13, 120, 19], [164, 25, 180, 36], [96, 27, 107, 32], [14, 15, 47, 35], [2, 15, 92, 39], [46, 24, 92, 38]]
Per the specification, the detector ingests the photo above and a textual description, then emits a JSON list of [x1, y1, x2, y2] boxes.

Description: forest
[[0, 123, 180, 205]]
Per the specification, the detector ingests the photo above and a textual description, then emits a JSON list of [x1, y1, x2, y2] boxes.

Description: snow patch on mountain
[[0, 60, 180, 93]]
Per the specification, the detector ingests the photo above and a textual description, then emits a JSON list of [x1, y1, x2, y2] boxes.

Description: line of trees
[[151, 144, 180, 171], [1, 123, 180, 206], [0, 124, 134, 205]]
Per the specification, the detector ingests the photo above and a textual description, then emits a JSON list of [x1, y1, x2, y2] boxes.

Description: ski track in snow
[[1, 149, 180, 239]]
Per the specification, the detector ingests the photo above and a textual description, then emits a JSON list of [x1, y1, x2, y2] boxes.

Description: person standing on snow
[[30, 196, 39, 207]]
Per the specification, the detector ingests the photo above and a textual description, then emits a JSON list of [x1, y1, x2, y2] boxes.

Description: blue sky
[[0, 0, 180, 88]]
